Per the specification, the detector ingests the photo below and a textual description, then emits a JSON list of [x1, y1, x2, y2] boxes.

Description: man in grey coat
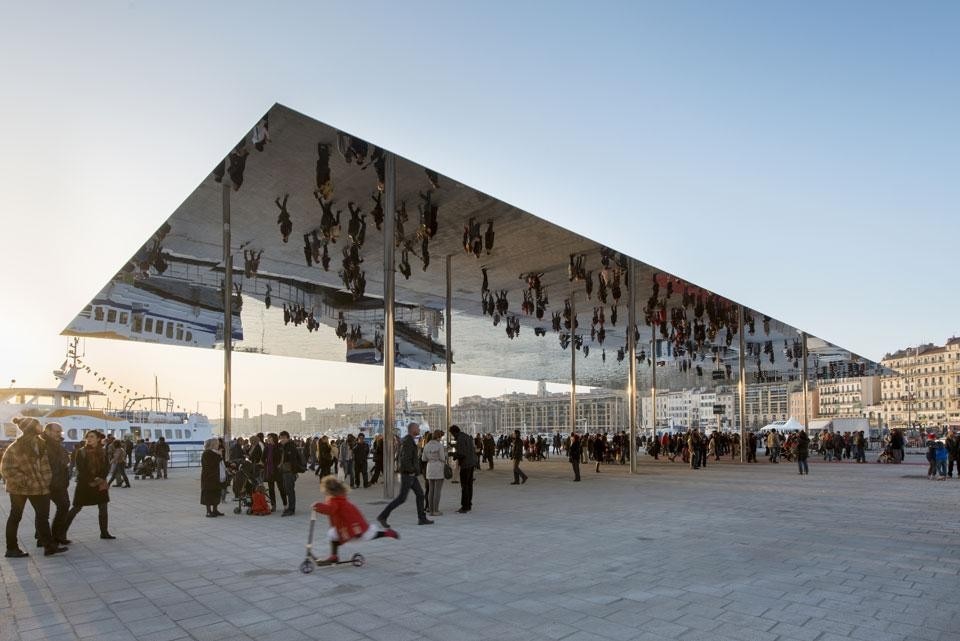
[[377, 423, 433, 527], [449, 425, 478, 514]]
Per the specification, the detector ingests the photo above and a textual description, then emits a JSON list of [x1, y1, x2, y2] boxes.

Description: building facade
[[817, 376, 880, 418], [881, 338, 960, 428]]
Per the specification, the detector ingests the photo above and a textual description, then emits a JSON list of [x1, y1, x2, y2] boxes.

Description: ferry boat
[[0, 342, 214, 465]]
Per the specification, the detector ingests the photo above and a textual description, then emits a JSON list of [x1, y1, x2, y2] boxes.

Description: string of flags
[[75, 358, 188, 412]]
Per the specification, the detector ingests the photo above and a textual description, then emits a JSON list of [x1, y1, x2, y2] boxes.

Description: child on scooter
[[313, 475, 398, 564]]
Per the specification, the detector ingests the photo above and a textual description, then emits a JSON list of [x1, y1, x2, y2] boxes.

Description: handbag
[[443, 463, 453, 480]]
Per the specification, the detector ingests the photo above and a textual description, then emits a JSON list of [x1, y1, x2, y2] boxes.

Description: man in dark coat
[[42, 422, 71, 545], [450, 425, 478, 513], [155, 437, 170, 479], [353, 433, 370, 488], [368, 435, 384, 484], [568, 433, 582, 481], [510, 429, 529, 484], [277, 431, 300, 517]]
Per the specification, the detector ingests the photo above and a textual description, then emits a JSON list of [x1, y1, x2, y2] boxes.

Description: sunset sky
[[2, 2, 958, 418]]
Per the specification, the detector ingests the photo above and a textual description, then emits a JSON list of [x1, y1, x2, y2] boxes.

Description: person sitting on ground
[[313, 475, 398, 564]]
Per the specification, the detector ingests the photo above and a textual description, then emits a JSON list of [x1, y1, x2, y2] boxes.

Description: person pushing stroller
[[312, 475, 398, 564]]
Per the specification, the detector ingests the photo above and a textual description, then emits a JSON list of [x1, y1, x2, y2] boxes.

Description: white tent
[[758, 416, 805, 433]]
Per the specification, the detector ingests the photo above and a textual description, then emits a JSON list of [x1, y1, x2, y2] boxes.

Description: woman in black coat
[[65, 431, 115, 539], [200, 439, 224, 517]]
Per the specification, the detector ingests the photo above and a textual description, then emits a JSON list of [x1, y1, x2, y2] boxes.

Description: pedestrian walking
[[64, 431, 116, 541], [510, 429, 528, 485], [376, 423, 433, 527]]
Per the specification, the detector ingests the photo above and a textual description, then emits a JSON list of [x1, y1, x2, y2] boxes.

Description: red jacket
[[314, 495, 368, 542]]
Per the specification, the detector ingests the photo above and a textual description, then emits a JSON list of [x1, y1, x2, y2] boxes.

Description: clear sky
[[1, 2, 958, 417]]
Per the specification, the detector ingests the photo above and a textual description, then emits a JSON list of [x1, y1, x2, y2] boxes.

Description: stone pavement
[[1, 454, 957, 641]]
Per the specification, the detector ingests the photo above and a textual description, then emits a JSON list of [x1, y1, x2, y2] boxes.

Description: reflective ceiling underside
[[64, 104, 885, 390]]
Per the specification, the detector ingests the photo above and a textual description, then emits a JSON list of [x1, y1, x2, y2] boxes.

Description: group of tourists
[[1, 418, 116, 559], [925, 429, 960, 480]]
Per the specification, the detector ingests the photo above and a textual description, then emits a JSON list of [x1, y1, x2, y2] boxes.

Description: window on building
[[106, 309, 117, 323], [144, 318, 153, 333], [166, 323, 174, 339], [132, 315, 142, 333], [94, 307, 105, 321], [155, 320, 164, 335], [119, 312, 128, 325]]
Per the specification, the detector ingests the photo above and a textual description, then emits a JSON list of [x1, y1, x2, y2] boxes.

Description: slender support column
[[651, 324, 657, 444], [738, 305, 747, 462], [445, 255, 453, 435], [382, 153, 397, 499], [627, 261, 638, 473], [801, 331, 809, 430], [570, 293, 577, 434], [221, 182, 232, 443]]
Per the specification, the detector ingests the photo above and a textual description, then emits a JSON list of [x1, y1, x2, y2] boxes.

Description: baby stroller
[[877, 445, 895, 464], [231, 458, 266, 515], [134, 456, 156, 480]]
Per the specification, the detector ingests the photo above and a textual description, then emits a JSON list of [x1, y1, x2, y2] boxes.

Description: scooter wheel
[[351, 553, 365, 567], [299, 559, 314, 574], [233, 507, 242, 514]]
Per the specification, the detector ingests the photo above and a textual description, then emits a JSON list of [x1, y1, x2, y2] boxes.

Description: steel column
[[627, 261, 638, 473], [801, 331, 809, 430], [651, 324, 657, 444], [570, 292, 576, 434], [382, 153, 397, 499], [221, 182, 232, 443], [738, 305, 747, 462], [445, 255, 453, 436]]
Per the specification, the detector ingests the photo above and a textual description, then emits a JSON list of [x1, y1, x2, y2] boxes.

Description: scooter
[[299, 510, 364, 573]]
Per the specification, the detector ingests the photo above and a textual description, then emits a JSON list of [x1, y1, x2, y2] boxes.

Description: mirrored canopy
[[64, 103, 886, 388]]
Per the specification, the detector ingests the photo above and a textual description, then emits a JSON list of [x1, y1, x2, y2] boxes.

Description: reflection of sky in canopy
[[65, 104, 886, 390]]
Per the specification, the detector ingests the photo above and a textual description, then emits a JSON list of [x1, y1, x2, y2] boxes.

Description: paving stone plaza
[[1, 455, 956, 641]]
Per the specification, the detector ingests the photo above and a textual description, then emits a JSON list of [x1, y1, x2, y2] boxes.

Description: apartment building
[[881, 338, 960, 428], [788, 388, 819, 423], [818, 376, 880, 418]]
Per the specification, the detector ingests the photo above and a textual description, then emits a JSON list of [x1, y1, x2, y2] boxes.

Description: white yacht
[[1, 342, 214, 464]]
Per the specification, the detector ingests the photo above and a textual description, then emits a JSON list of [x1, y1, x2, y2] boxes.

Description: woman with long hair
[[64, 431, 116, 540]]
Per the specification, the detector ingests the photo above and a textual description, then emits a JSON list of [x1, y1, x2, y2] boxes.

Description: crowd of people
[[6, 418, 954, 561]]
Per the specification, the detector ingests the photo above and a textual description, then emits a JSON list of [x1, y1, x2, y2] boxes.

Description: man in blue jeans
[[377, 423, 433, 527]]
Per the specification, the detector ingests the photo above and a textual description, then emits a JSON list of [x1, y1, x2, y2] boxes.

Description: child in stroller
[[231, 458, 268, 515], [876, 445, 895, 464], [135, 455, 157, 480]]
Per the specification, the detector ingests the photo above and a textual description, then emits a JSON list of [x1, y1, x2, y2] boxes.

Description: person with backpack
[[278, 431, 302, 517]]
